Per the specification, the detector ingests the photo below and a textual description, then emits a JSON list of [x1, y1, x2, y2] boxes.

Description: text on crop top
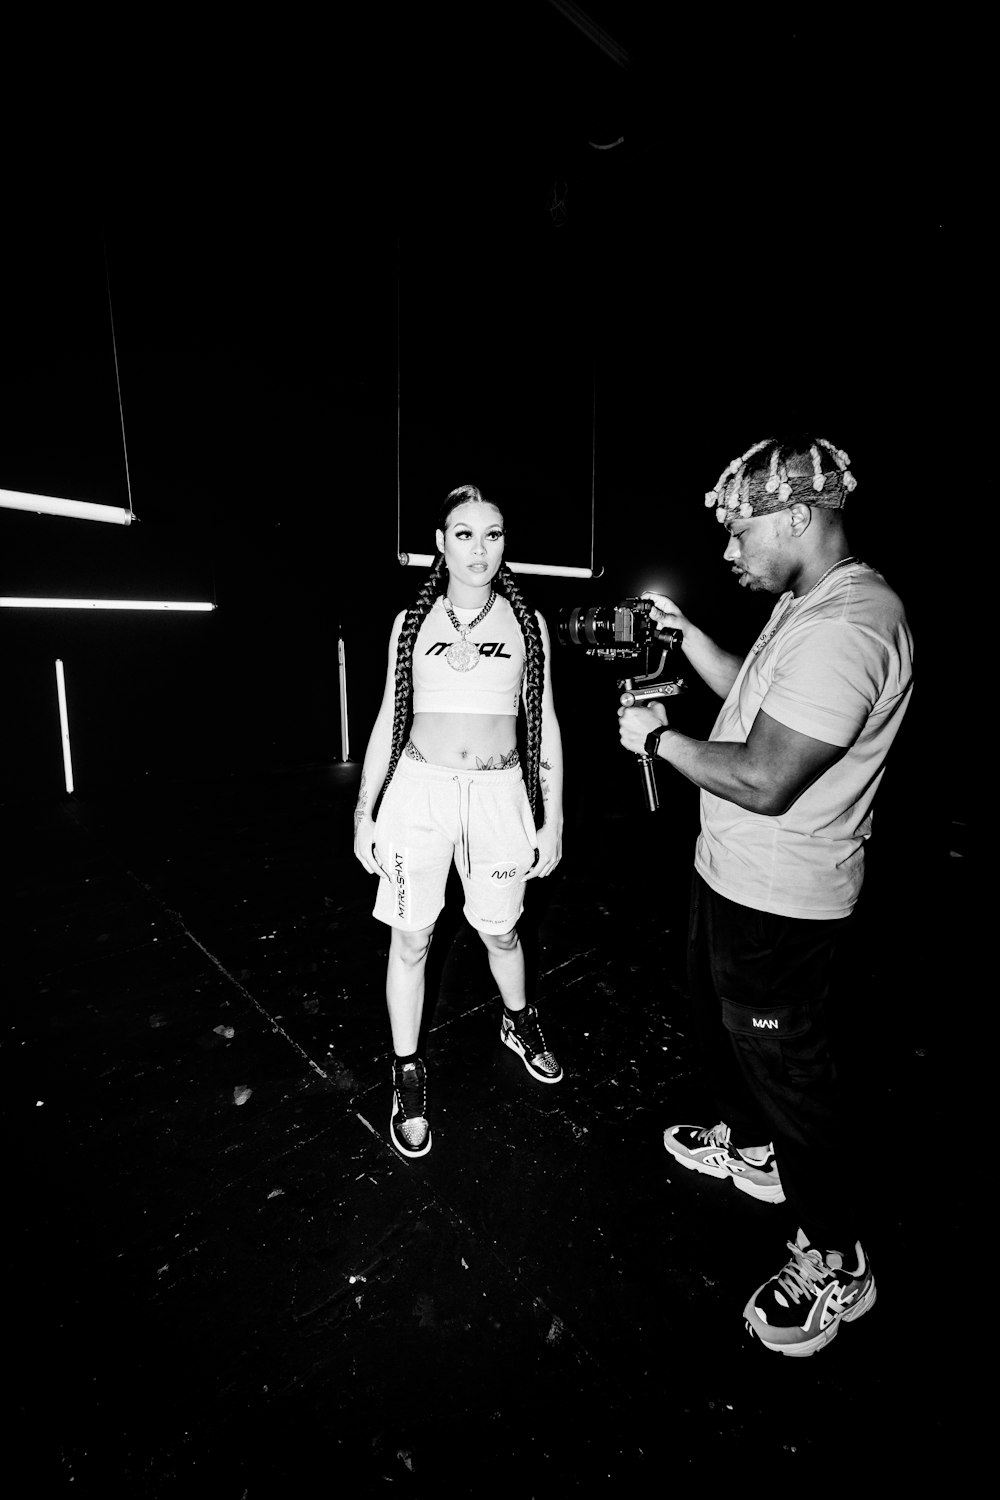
[[411, 595, 525, 715]]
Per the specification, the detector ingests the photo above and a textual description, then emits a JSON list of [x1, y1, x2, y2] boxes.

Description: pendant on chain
[[445, 636, 482, 671], [443, 591, 495, 672]]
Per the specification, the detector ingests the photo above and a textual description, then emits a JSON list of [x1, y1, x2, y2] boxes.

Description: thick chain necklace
[[751, 556, 860, 657], [443, 591, 496, 671]]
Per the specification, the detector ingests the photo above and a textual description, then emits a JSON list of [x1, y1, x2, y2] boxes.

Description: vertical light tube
[[338, 635, 350, 761], [55, 659, 74, 794]]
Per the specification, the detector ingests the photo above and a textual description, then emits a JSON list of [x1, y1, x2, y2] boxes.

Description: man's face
[[722, 512, 792, 594]]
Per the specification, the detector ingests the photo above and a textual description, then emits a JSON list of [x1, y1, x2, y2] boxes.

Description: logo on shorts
[[491, 866, 518, 882], [752, 1017, 779, 1030], [394, 853, 407, 919]]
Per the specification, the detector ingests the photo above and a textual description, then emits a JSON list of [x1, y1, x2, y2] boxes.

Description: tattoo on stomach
[[475, 748, 520, 770], [406, 740, 519, 770]]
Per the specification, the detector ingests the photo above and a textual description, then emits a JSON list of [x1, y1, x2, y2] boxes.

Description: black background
[[1, 6, 972, 832]]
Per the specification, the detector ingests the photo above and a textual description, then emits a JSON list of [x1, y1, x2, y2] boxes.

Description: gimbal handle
[[618, 679, 685, 708], [621, 676, 660, 813], [637, 750, 660, 813]]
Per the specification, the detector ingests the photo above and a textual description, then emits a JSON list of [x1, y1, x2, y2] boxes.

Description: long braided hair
[[381, 486, 546, 820]]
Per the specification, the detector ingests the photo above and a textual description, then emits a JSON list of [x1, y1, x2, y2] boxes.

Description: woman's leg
[[386, 923, 436, 1157], [477, 925, 526, 1010], [481, 927, 563, 1083], [386, 923, 436, 1053]]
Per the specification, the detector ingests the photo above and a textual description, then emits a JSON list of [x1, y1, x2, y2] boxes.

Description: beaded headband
[[704, 438, 857, 525]]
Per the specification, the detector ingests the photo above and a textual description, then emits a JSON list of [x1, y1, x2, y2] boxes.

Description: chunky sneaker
[[500, 1005, 563, 1083], [389, 1056, 431, 1158], [744, 1229, 877, 1356], [663, 1122, 785, 1203]]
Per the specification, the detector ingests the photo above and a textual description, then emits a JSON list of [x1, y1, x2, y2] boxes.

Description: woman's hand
[[524, 820, 562, 880], [353, 812, 380, 875]]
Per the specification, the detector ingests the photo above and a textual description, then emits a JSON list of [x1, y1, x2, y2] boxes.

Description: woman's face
[[436, 502, 505, 589]]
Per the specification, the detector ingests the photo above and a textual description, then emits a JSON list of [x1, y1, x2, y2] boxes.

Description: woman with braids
[[353, 484, 564, 1158]]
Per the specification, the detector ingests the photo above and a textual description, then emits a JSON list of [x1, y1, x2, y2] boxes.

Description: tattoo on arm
[[354, 772, 368, 836]]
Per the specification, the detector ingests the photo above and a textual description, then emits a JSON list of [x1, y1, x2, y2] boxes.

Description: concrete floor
[[8, 760, 969, 1495]]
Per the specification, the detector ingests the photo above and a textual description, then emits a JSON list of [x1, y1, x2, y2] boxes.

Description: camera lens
[[557, 600, 668, 653], [558, 606, 608, 648]]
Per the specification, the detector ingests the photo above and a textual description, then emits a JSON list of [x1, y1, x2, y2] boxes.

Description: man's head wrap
[[705, 437, 857, 525]]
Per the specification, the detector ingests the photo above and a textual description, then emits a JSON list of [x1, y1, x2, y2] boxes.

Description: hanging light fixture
[[397, 553, 598, 579], [1, 598, 215, 611], [0, 489, 134, 525]]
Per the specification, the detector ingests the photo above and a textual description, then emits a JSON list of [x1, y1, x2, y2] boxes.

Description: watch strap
[[644, 724, 670, 759]]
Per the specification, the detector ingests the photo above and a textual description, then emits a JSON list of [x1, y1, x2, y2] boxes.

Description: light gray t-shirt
[[695, 563, 914, 919]]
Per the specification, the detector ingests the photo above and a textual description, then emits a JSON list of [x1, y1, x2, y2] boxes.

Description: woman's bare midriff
[[410, 712, 518, 770]]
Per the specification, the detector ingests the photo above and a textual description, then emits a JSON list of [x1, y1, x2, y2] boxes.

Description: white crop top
[[411, 594, 525, 715]]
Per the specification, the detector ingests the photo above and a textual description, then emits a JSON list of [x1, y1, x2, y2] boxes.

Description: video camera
[[557, 597, 679, 663], [556, 597, 685, 813]]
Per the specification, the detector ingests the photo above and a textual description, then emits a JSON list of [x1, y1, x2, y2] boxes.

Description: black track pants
[[686, 872, 860, 1249]]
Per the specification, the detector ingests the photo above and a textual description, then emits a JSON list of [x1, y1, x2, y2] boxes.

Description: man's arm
[[621, 705, 846, 815], [676, 622, 745, 701], [644, 592, 742, 700]]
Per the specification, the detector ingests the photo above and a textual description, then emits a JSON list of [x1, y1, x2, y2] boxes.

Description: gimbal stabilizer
[[619, 648, 685, 813], [555, 597, 684, 812]]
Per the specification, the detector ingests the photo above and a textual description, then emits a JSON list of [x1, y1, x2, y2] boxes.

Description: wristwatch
[[644, 724, 671, 759]]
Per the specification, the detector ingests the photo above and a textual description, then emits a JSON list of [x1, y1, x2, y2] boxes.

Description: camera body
[[557, 597, 679, 662], [557, 596, 685, 812]]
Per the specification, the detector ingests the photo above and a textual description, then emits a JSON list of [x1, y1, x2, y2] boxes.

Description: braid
[[382, 558, 446, 798], [706, 435, 858, 523], [494, 562, 544, 822]]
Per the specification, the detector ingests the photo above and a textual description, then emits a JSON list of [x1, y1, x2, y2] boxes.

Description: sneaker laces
[[394, 1060, 426, 1120], [510, 1006, 549, 1059], [770, 1240, 834, 1307], [695, 1122, 731, 1147]]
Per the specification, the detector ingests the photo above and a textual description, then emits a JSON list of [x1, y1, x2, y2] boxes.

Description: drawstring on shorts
[[454, 775, 474, 876]]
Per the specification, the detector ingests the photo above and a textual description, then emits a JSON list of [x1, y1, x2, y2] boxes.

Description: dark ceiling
[[1, 5, 971, 588], [0, 4, 975, 791]]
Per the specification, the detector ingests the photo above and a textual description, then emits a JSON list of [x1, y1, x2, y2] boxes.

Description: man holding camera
[[618, 436, 913, 1357]]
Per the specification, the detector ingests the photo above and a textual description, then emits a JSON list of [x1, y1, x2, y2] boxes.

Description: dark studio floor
[[7, 756, 971, 1496]]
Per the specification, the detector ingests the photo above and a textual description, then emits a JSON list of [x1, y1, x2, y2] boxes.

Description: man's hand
[[642, 591, 691, 638], [618, 700, 668, 755]]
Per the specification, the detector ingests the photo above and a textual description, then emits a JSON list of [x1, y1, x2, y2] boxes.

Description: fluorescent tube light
[[399, 553, 596, 579], [1, 489, 134, 525], [337, 635, 350, 761], [1, 598, 215, 611], [55, 659, 74, 794]]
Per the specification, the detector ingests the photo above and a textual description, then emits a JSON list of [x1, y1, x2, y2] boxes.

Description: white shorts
[[372, 757, 538, 933]]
